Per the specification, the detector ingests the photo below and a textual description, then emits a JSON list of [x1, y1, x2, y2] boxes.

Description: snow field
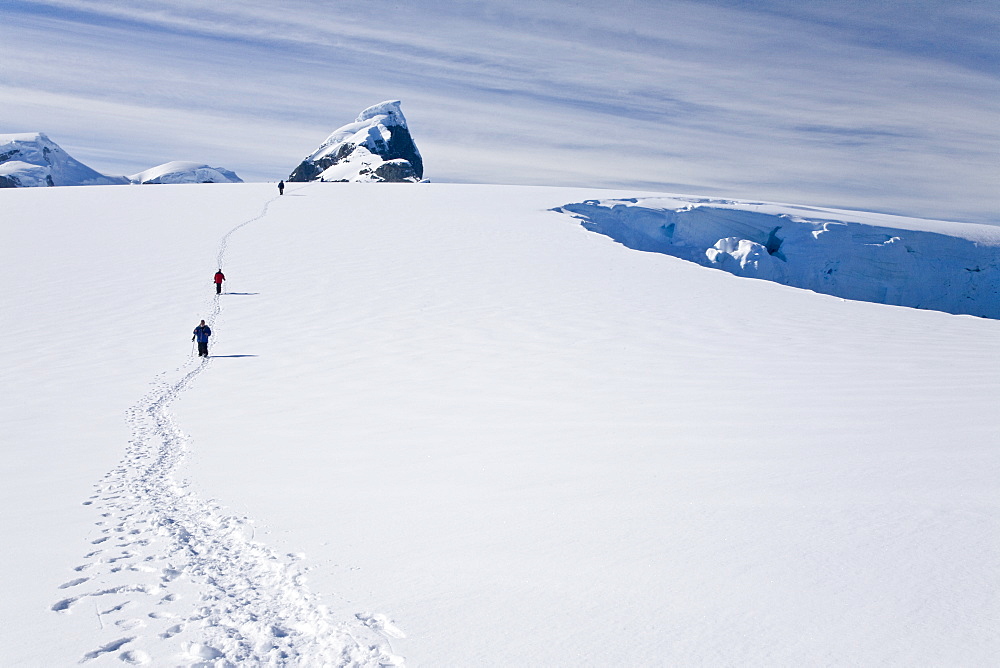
[[184, 185, 1000, 664], [2, 183, 999, 665], [1, 185, 398, 666]]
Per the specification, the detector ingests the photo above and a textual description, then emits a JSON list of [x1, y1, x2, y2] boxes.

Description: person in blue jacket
[[192, 320, 212, 357]]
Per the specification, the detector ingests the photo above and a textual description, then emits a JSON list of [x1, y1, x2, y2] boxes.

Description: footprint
[[125, 564, 155, 575], [91, 537, 109, 545], [184, 643, 223, 660], [160, 623, 183, 639], [80, 637, 135, 662], [116, 618, 146, 631], [119, 649, 151, 665], [59, 577, 89, 589], [356, 613, 407, 639], [51, 597, 78, 613]]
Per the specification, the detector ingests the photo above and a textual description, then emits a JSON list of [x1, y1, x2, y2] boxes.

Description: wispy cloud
[[2, 0, 998, 222]]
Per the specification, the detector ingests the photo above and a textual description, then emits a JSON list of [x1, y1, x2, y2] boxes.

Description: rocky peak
[[287, 100, 423, 183]]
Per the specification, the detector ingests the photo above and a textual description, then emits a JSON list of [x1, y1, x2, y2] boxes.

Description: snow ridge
[[129, 162, 243, 185], [54, 185, 400, 666]]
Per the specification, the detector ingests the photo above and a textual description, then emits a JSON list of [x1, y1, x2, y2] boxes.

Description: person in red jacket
[[214, 269, 225, 294]]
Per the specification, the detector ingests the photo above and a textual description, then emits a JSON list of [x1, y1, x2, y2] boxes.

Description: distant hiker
[[192, 320, 212, 357], [278, 180, 285, 195], [214, 269, 225, 294]]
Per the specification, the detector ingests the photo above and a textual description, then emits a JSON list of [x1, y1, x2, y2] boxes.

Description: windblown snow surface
[[2, 183, 999, 666]]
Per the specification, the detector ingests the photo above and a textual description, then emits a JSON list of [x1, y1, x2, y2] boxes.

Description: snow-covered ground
[[2, 183, 999, 666]]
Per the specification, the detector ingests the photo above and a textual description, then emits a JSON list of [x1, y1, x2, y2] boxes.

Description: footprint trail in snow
[[54, 192, 405, 666]]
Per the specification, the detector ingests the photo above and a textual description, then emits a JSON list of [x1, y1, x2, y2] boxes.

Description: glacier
[[557, 196, 1000, 319]]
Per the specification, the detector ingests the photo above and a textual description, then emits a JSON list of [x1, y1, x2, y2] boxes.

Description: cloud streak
[[2, 0, 998, 222]]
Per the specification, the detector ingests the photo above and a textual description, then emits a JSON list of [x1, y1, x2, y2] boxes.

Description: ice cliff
[[556, 196, 1000, 319]]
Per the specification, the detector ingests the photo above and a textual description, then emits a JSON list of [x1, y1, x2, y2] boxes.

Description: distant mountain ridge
[[129, 161, 242, 185], [0, 133, 241, 187], [0, 133, 128, 187], [288, 100, 423, 183], [2, 101, 426, 188]]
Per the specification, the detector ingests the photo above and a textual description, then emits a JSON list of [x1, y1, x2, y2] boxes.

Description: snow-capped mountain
[[0, 133, 243, 188], [287, 100, 423, 183], [0, 132, 128, 187], [129, 161, 243, 184]]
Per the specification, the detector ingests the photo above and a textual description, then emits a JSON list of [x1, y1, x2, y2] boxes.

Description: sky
[[2, 0, 998, 223]]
